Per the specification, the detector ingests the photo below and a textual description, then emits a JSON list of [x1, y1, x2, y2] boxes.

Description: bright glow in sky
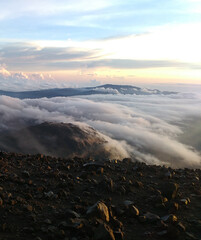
[[0, 0, 201, 88]]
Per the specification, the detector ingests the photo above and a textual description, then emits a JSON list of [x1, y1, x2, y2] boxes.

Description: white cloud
[[0, 65, 102, 90], [0, 0, 119, 20], [0, 91, 200, 168], [0, 66, 63, 91], [80, 23, 201, 63], [0, 65, 11, 76]]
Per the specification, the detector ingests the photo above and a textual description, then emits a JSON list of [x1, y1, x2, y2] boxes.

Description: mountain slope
[[0, 151, 200, 240], [0, 122, 118, 159]]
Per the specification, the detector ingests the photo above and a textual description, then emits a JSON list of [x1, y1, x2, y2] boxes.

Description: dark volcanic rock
[[160, 182, 179, 200], [94, 223, 115, 240], [0, 151, 200, 240]]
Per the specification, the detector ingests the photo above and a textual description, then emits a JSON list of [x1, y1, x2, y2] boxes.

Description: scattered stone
[[123, 200, 134, 207], [0, 197, 3, 206], [186, 232, 198, 240], [65, 209, 80, 218], [157, 230, 168, 236], [161, 214, 178, 223], [123, 200, 139, 216], [111, 217, 123, 229], [170, 202, 179, 212], [157, 220, 168, 229], [0, 151, 200, 240], [26, 204, 33, 212], [97, 167, 104, 174], [139, 215, 147, 223], [87, 201, 110, 222], [129, 205, 139, 216], [177, 222, 186, 232], [114, 230, 124, 240], [44, 191, 55, 198], [180, 198, 191, 205], [83, 162, 104, 168], [22, 170, 30, 178], [43, 219, 51, 225], [119, 186, 126, 195], [160, 182, 179, 199], [164, 171, 172, 179], [94, 223, 115, 240], [135, 181, 143, 188], [48, 225, 58, 233], [144, 212, 160, 222]]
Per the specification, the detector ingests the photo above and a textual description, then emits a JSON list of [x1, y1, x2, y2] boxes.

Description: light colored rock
[[180, 199, 188, 205], [130, 205, 139, 216], [87, 201, 110, 222], [161, 214, 177, 223]]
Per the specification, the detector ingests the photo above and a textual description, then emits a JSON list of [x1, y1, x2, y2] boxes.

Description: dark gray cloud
[[0, 91, 201, 168], [1, 45, 98, 61], [85, 59, 201, 69], [1, 42, 200, 71], [0, 42, 101, 70], [42, 59, 201, 71]]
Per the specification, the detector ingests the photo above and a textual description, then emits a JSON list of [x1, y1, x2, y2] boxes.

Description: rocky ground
[[0, 151, 201, 240]]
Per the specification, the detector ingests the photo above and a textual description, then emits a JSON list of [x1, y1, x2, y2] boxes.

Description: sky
[[0, 0, 201, 89]]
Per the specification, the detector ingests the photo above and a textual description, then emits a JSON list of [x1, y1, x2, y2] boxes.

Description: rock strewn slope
[[0, 152, 200, 240]]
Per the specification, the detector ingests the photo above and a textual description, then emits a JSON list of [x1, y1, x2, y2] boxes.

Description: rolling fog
[[0, 86, 201, 168]]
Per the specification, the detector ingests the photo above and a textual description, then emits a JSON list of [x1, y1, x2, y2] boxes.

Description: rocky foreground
[[0, 152, 201, 240]]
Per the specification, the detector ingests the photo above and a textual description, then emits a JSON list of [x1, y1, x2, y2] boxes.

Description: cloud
[[0, 0, 118, 20], [1, 40, 201, 75], [0, 65, 103, 91], [0, 65, 60, 91], [0, 64, 11, 76], [0, 43, 101, 70], [85, 59, 201, 70], [0, 91, 201, 168]]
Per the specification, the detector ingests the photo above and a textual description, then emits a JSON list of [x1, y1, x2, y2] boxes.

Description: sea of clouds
[[0, 87, 201, 168]]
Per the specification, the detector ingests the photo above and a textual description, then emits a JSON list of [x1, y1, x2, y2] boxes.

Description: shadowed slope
[[0, 122, 117, 159]]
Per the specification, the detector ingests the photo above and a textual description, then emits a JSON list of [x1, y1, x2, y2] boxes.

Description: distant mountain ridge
[[0, 84, 177, 99]]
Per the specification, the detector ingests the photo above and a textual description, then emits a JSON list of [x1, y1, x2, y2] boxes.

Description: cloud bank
[[0, 90, 201, 168], [1, 42, 200, 72], [0, 65, 69, 91]]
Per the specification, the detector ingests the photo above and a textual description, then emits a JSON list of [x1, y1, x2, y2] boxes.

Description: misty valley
[[0, 84, 200, 168], [0, 84, 201, 240]]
